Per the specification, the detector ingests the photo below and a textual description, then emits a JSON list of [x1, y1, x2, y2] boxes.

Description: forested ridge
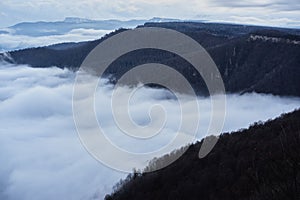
[[1, 22, 300, 96], [105, 109, 300, 200]]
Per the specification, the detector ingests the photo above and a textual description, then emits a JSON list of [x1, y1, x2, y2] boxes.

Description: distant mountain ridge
[[1, 17, 181, 37], [1, 22, 300, 96]]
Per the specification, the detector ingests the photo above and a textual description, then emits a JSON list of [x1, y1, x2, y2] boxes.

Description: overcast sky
[[0, 0, 299, 28]]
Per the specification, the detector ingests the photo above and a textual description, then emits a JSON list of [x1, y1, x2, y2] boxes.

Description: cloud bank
[[0, 62, 299, 200], [0, 28, 111, 52]]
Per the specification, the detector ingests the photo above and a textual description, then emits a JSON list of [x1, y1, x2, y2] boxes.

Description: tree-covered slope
[[106, 109, 300, 200], [2, 22, 300, 96]]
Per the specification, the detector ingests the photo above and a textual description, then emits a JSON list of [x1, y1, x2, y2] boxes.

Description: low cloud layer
[[0, 28, 111, 52], [0, 63, 299, 200]]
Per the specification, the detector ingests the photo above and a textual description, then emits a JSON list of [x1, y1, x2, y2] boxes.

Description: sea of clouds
[[0, 62, 299, 200], [0, 28, 111, 52]]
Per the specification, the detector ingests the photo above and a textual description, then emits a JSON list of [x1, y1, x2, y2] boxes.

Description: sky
[[0, 0, 299, 28]]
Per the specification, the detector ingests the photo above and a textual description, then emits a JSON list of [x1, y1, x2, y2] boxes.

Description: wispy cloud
[[210, 0, 300, 11]]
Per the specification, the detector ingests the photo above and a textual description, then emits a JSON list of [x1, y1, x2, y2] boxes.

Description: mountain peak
[[63, 17, 93, 23], [149, 17, 180, 22]]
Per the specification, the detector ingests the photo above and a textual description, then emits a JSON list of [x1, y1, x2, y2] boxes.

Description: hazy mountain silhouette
[[3, 17, 181, 37]]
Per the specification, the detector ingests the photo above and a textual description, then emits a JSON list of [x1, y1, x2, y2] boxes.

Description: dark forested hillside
[[105, 109, 300, 200], [1, 22, 300, 96]]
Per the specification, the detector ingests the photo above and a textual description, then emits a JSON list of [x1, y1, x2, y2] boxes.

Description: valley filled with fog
[[0, 63, 299, 200]]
